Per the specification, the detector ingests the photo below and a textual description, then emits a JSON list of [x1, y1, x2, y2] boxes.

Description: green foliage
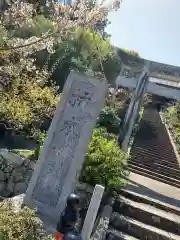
[[0, 1, 122, 146], [47, 27, 121, 89], [10, 15, 55, 39], [105, 88, 131, 122], [34, 131, 48, 159], [97, 106, 121, 134], [120, 48, 140, 57], [164, 102, 180, 153], [0, 201, 52, 240], [0, 72, 59, 135], [11, 149, 36, 159], [165, 103, 180, 131], [80, 128, 129, 194], [0, 0, 122, 91], [38, 131, 48, 146], [102, 53, 121, 85], [138, 105, 144, 123], [0, 26, 8, 47]]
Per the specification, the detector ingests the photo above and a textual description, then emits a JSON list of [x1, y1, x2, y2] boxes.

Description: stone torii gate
[[116, 49, 180, 151]]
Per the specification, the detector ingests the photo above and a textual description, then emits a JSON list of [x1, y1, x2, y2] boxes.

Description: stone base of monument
[[39, 216, 57, 235], [30, 204, 59, 235]]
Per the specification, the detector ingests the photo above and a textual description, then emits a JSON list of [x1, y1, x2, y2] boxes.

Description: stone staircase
[[106, 189, 180, 239], [129, 106, 180, 188], [105, 105, 180, 239]]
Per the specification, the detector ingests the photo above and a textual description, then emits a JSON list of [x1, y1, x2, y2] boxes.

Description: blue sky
[[106, 0, 180, 66]]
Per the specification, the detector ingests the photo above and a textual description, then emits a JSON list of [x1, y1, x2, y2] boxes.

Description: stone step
[[142, 116, 162, 120], [131, 154, 178, 168], [119, 189, 180, 216], [131, 144, 176, 157], [143, 113, 163, 120], [128, 157, 180, 174], [136, 117, 165, 124], [134, 138, 173, 144], [131, 157, 178, 170], [134, 125, 170, 135], [130, 153, 176, 164], [135, 126, 170, 135], [136, 124, 168, 131], [128, 161, 180, 180], [133, 140, 174, 150], [131, 154, 177, 168], [132, 140, 175, 151], [133, 139, 173, 148], [114, 196, 180, 235], [134, 127, 170, 135], [135, 129, 170, 135], [133, 144, 174, 153], [128, 164, 180, 185], [130, 149, 179, 167], [106, 228, 139, 240], [137, 119, 165, 126], [140, 113, 162, 118], [137, 118, 163, 123], [128, 168, 180, 188], [139, 121, 163, 127], [110, 213, 180, 240], [138, 122, 163, 128]]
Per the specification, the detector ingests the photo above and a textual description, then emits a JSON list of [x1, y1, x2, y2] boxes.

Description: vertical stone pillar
[[119, 64, 150, 151], [24, 71, 107, 222]]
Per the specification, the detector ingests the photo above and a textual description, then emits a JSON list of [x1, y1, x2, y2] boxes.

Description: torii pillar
[[118, 64, 150, 151]]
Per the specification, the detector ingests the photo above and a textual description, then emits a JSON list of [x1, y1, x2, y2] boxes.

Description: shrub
[[33, 131, 48, 160], [0, 201, 52, 240], [80, 128, 129, 194], [97, 106, 121, 134], [137, 105, 144, 123], [164, 103, 180, 153], [0, 74, 59, 136]]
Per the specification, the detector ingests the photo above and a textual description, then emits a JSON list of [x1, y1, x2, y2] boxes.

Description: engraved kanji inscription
[[32, 79, 100, 206]]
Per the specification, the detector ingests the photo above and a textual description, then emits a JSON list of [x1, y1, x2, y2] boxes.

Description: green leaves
[[97, 106, 121, 134], [0, 26, 8, 47], [0, 201, 52, 240], [80, 128, 129, 194], [164, 102, 180, 153], [11, 15, 55, 39], [48, 27, 120, 88], [0, 68, 59, 135]]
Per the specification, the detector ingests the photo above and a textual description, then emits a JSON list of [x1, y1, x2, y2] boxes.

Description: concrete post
[[81, 185, 105, 240]]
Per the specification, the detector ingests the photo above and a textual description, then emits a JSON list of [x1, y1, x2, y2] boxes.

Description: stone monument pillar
[[24, 71, 107, 222]]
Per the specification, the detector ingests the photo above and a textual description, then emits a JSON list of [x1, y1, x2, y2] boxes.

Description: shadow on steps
[[126, 178, 180, 209]]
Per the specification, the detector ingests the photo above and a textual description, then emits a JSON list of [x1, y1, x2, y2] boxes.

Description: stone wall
[[0, 150, 93, 201], [0, 151, 109, 237], [0, 149, 35, 197]]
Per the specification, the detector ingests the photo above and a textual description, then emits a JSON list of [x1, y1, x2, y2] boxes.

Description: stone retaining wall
[[0, 152, 108, 238], [0, 150, 93, 201], [0, 149, 35, 197]]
